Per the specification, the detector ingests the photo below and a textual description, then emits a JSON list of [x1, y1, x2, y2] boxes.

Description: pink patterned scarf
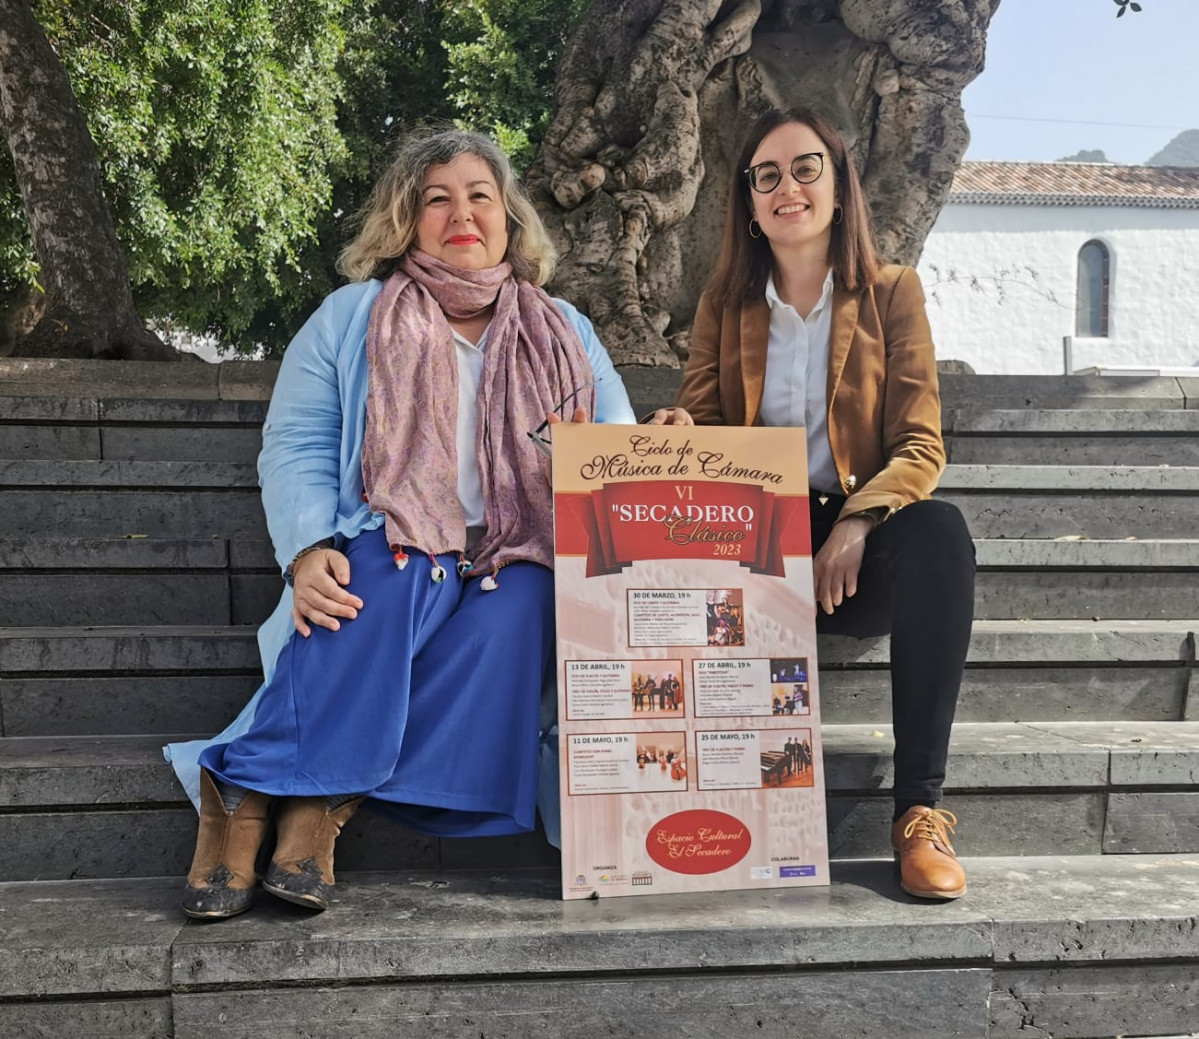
[[362, 250, 594, 576]]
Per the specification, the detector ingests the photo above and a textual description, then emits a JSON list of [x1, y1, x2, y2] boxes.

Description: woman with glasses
[[667, 108, 975, 900], [166, 129, 635, 919]]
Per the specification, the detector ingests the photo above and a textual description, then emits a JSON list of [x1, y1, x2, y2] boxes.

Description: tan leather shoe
[[890, 806, 967, 900]]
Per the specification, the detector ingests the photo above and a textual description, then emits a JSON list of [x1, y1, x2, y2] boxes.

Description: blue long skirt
[[198, 527, 554, 838]]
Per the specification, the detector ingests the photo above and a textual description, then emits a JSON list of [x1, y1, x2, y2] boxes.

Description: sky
[[961, 0, 1199, 163]]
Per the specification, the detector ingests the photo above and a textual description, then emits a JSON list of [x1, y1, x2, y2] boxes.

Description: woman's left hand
[[644, 407, 694, 426], [812, 516, 872, 614]]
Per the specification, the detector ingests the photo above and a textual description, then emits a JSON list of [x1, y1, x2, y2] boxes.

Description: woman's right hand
[[812, 516, 871, 615], [291, 548, 362, 637], [643, 407, 695, 426]]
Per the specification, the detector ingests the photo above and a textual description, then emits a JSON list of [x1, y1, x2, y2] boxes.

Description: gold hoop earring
[[832, 205, 843, 226], [749, 218, 762, 239]]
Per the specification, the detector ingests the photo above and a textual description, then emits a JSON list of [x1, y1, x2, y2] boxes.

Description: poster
[[553, 424, 827, 899]]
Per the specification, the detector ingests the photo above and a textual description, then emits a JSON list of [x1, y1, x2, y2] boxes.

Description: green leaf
[[4, 0, 588, 352]]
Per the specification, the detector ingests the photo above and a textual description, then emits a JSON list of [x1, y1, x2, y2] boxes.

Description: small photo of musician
[[769, 656, 810, 715], [706, 589, 746, 647], [631, 670, 685, 714], [760, 730, 814, 789], [635, 738, 688, 789]]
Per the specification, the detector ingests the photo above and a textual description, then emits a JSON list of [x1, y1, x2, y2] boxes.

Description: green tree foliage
[[0, 146, 36, 304], [443, 0, 590, 168], [256, 0, 586, 354], [1, 0, 586, 355], [223, 0, 456, 353], [2, 0, 351, 348]]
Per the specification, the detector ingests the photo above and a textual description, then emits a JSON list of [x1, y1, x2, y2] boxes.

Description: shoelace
[[902, 808, 958, 850]]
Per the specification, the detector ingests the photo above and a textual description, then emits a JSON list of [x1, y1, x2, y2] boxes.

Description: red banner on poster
[[557, 481, 809, 578]]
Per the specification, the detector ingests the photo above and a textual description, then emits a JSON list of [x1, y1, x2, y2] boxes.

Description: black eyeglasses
[[527, 379, 599, 458], [743, 152, 825, 193]]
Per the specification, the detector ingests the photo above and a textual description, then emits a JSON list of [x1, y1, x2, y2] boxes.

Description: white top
[[452, 325, 488, 528], [759, 270, 840, 494]]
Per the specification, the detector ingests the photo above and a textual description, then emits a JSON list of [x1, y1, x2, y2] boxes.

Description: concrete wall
[[917, 202, 1199, 375]]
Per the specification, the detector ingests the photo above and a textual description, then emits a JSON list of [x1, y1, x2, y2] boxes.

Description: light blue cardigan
[[165, 279, 635, 848]]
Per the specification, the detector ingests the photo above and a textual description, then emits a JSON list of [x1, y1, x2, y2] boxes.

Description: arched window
[[1076, 240, 1110, 337]]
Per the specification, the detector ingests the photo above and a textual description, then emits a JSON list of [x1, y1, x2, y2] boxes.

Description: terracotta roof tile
[[949, 161, 1199, 208]]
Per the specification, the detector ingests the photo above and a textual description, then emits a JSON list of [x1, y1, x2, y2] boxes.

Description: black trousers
[[810, 496, 975, 804]]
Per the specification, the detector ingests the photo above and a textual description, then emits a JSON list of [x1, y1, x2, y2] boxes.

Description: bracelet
[[285, 538, 335, 586]]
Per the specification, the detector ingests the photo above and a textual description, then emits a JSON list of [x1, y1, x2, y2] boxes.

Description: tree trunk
[[0, 0, 178, 359], [528, 0, 1002, 368]]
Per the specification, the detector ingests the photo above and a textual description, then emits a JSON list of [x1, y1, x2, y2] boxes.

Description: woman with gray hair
[[166, 129, 635, 919]]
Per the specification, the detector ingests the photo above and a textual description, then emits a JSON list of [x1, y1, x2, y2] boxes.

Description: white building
[[917, 162, 1199, 375]]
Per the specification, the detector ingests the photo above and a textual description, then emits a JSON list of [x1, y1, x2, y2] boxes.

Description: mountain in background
[[1058, 148, 1108, 162], [1146, 129, 1199, 167]]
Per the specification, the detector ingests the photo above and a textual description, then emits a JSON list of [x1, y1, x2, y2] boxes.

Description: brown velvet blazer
[[674, 264, 945, 525]]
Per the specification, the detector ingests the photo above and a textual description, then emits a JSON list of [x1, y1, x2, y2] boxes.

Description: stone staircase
[[0, 360, 1197, 1038]]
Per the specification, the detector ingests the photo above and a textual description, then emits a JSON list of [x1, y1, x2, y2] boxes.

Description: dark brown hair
[[707, 107, 879, 308]]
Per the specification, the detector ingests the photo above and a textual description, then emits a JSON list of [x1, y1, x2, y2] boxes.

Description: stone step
[[2, 722, 1197, 879], [821, 618, 1197, 725], [0, 624, 260, 672], [10, 722, 1193, 808], [5, 395, 1199, 467], [822, 617, 1196, 665], [4, 661, 1189, 739], [0, 537, 277, 626], [4, 459, 1198, 494], [952, 437, 1199, 467], [3, 359, 1195, 406], [971, 537, 1199, 622], [4, 459, 1197, 539], [2, 535, 1194, 627], [0, 625, 263, 738], [975, 537, 1199, 567], [937, 465, 1199, 538], [11, 534, 1199, 570], [0, 675, 262, 737], [0, 358, 277, 400], [0, 490, 268, 539], [0, 397, 266, 461], [0, 621, 1193, 737], [0, 458, 256, 486], [936, 372, 1198, 411], [941, 465, 1199, 493], [0, 459, 264, 539], [950, 409, 1199, 433], [946, 408, 1199, 465], [617, 368, 1199, 418], [2, 854, 1198, 1038]]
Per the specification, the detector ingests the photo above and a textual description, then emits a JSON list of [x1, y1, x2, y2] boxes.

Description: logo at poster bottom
[[645, 809, 752, 874]]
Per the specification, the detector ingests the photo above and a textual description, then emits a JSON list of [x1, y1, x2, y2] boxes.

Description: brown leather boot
[[891, 806, 967, 900], [262, 796, 363, 911], [181, 770, 271, 919]]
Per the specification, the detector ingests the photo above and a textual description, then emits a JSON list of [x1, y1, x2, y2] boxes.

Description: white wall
[[916, 202, 1199, 374]]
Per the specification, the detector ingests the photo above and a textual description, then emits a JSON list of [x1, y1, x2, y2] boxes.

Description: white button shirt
[[452, 326, 488, 528], [759, 270, 841, 494]]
